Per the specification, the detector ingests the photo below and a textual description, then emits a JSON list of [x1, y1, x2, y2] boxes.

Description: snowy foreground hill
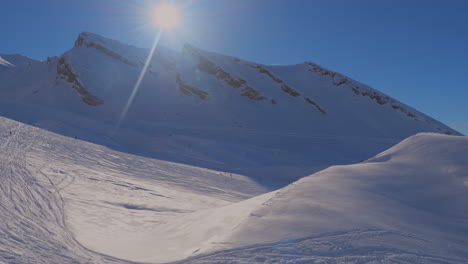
[[0, 32, 462, 187], [0, 117, 467, 264], [0, 33, 467, 263]]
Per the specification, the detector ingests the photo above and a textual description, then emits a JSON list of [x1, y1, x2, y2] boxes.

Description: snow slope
[[1, 32, 466, 263], [1, 116, 467, 263], [0, 116, 267, 263], [180, 133, 468, 263], [0, 32, 462, 187], [0, 117, 128, 264], [142, 133, 468, 263], [0, 54, 37, 71]]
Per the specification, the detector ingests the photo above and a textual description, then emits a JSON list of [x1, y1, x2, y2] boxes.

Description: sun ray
[[113, 29, 163, 135]]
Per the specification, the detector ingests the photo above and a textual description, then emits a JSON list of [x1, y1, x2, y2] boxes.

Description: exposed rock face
[[56, 57, 104, 106], [185, 45, 269, 102], [281, 84, 301, 97], [250, 64, 284, 84], [305, 61, 352, 86], [75, 33, 136, 66], [304, 97, 327, 114], [193, 50, 246, 88], [361, 90, 388, 105], [175, 73, 209, 101], [244, 63, 303, 98], [353, 86, 419, 118], [304, 61, 419, 117], [240, 86, 268, 101]]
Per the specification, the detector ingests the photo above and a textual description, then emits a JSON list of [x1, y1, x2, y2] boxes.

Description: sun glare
[[154, 3, 180, 30]]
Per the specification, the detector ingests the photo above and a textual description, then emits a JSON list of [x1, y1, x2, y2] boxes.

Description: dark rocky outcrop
[[75, 33, 136, 66], [56, 57, 104, 106], [281, 84, 301, 97], [351, 87, 360, 95], [244, 63, 303, 98], [305, 62, 351, 87], [196, 55, 246, 88], [250, 64, 284, 84], [391, 104, 416, 118], [304, 97, 326, 114], [240, 86, 268, 101], [185, 45, 269, 102], [305, 61, 422, 119], [361, 90, 389, 105], [175, 73, 209, 101]]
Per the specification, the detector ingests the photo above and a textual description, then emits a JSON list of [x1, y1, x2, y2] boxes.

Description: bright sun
[[154, 3, 180, 30]]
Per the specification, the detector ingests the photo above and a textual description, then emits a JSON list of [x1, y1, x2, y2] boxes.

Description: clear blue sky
[[2, 0, 467, 134]]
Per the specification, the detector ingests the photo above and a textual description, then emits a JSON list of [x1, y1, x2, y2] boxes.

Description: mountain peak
[[72, 32, 137, 67], [74, 32, 108, 47], [1, 32, 461, 138]]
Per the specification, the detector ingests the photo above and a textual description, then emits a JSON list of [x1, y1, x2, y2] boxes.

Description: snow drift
[[140, 133, 468, 263]]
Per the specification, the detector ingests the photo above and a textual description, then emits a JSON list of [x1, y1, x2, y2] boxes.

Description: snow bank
[[180, 133, 468, 263]]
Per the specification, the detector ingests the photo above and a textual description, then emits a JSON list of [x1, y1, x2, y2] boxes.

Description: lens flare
[[113, 29, 163, 135], [154, 3, 180, 30]]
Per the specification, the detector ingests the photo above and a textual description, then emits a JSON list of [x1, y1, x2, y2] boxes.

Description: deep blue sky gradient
[[1, 0, 467, 134]]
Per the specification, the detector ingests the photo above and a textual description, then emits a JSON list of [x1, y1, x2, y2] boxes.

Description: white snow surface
[[0, 116, 467, 263], [0, 32, 467, 263], [0, 32, 462, 188], [0, 56, 13, 67]]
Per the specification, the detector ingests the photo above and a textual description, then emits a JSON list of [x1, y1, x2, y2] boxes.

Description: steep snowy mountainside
[[0, 32, 462, 187], [0, 54, 39, 71], [53, 32, 462, 139], [0, 55, 14, 68], [0, 54, 57, 100], [1, 32, 459, 137]]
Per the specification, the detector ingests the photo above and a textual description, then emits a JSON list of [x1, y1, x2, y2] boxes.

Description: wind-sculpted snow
[[175, 133, 468, 263]]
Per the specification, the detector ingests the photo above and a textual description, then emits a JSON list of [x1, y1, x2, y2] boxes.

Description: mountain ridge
[[0, 32, 467, 264], [1, 32, 461, 137], [0, 32, 462, 186]]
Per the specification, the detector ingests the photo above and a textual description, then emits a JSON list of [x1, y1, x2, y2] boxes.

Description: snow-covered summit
[[0, 32, 462, 185], [0, 32, 467, 263]]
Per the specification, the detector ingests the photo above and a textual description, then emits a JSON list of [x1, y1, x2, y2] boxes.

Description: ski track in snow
[[0, 119, 131, 264], [0, 117, 269, 263], [178, 230, 468, 264], [1, 117, 467, 264], [0, 32, 466, 264]]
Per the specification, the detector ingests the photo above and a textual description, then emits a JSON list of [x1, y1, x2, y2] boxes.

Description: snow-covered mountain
[[0, 116, 466, 263], [0, 32, 461, 186], [0, 32, 467, 264]]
